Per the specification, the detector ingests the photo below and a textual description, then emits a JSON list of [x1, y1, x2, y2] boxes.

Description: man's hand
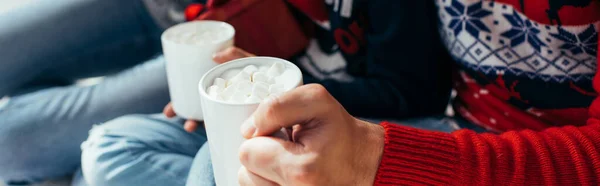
[[163, 47, 255, 132], [238, 84, 385, 186]]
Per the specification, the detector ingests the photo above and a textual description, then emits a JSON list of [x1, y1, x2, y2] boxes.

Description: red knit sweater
[[374, 0, 600, 184]]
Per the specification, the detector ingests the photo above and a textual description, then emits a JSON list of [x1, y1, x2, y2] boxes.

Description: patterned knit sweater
[[375, 0, 600, 185]]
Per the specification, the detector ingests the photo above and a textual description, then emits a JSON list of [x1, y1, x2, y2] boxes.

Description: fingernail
[[241, 116, 256, 138]]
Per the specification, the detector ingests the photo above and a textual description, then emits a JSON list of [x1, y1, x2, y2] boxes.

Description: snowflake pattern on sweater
[[437, 0, 600, 131], [439, 0, 598, 83]]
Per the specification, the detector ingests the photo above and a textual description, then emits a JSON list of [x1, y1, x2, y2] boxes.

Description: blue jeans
[[80, 114, 213, 186], [0, 0, 169, 185], [80, 113, 485, 186]]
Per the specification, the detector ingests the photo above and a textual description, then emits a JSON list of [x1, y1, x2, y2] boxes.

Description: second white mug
[[162, 20, 235, 120]]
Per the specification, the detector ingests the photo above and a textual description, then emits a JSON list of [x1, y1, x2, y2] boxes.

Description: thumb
[[240, 84, 337, 138]]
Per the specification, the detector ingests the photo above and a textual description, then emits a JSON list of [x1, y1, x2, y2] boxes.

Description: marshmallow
[[208, 85, 222, 98], [220, 85, 236, 100], [253, 81, 269, 91], [269, 84, 285, 94], [266, 63, 284, 77], [166, 25, 230, 45], [244, 95, 263, 103], [209, 63, 295, 104], [230, 91, 248, 103], [213, 78, 227, 89], [221, 69, 241, 80], [252, 72, 270, 83], [242, 65, 258, 75], [180, 32, 195, 44], [230, 71, 251, 83], [251, 83, 269, 99], [233, 80, 253, 95], [258, 66, 269, 73]]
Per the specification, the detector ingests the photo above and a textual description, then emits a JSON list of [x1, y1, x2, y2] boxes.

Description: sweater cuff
[[374, 122, 459, 185]]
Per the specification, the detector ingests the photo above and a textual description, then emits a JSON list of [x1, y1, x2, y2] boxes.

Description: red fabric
[[374, 121, 600, 185], [184, 0, 326, 59], [492, 0, 600, 25], [286, 0, 328, 21], [185, 4, 205, 21], [373, 34, 600, 186], [451, 70, 591, 132], [191, 0, 309, 59], [375, 120, 600, 186]]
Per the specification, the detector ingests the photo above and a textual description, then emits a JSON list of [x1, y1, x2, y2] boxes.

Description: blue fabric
[[186, 144, 215, 186], [0, 0, 169, 185], [80, 114, 211, 186]]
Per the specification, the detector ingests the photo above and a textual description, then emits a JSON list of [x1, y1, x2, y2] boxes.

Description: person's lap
[[80, 114, 209, 186]]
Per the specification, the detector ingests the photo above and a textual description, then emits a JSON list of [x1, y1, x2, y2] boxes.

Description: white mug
[[198, 57, 303, 186], [162, 20, 235, 120]]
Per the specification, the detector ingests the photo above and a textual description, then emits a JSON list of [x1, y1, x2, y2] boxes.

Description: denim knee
[[80, 115, 143, 186], [80, 114, 201, 186], [186, 144, 216, 186]]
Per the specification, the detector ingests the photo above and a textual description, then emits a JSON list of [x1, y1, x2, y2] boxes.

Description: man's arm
[[375, 121, 600, 185], [374, 36, 600, 184], [305, 0, 452, 118]]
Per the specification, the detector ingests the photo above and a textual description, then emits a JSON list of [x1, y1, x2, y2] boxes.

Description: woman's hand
[[238, 84, 385, 186], [163, 103, 199, 132], [213, 47, 255, 64]]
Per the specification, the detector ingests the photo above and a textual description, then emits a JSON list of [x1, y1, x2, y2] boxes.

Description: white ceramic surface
[[198, 57, 303, 186], [162, 21, 234, 120]]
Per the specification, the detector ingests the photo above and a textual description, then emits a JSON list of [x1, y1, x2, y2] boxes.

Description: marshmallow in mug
[[163, 27, 230, 45], [207, 62, 296, 103]]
